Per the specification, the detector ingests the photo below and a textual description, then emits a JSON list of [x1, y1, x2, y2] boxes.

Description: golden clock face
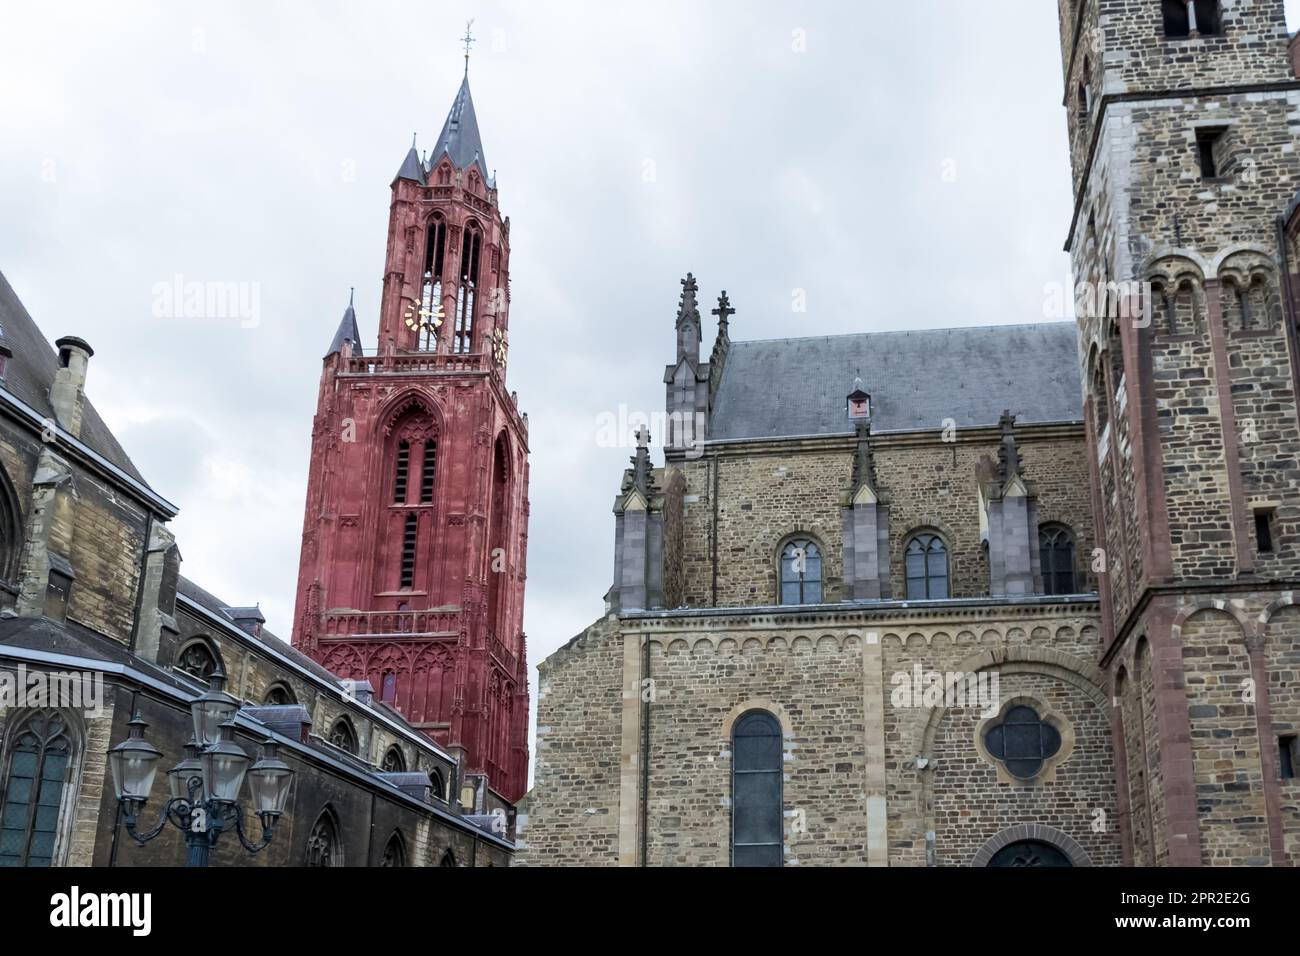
[[491, 328, 508, 366], [404, 297, 445, 333]]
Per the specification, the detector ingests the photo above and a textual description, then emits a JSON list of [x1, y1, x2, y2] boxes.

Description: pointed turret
[[325, 289, 363, 358], [431, 75, 488, 178], [395, 133, 425, 184]]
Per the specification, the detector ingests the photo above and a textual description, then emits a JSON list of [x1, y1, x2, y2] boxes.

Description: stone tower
[[1060, 0, 1300, 865], [291, 68, 531, 803]]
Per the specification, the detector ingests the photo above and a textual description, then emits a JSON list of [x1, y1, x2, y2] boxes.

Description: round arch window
[[779, 538, 822, 605], [988, 840, 1072, 867]]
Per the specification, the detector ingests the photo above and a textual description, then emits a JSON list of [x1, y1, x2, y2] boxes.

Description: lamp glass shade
[[247, 742, 294, 816], [168, 744, 205, 802], [108, 716, 163, 802], [190, 691, 240, 749], [201, 725, 250, 803]]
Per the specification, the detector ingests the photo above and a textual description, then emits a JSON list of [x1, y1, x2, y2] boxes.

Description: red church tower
[[292, 64, 530, 803]]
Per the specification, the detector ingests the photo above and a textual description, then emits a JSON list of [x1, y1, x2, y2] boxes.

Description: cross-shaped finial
[[681, 273, 697, 295], [712, 291, 735, 325], [462, 19, 476, 74], [634, 425, 651, 449]]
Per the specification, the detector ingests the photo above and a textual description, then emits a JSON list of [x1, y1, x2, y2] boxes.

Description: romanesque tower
[[1060, 0, 1300, 865], [291, 63, 531, 803]]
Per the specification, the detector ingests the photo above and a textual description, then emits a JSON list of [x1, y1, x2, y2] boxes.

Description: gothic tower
[[1060, 0, 1300, 865], [292, 66, 531, 803]]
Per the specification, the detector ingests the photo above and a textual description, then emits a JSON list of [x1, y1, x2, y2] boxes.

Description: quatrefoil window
[[983, 705, 1061, 780]]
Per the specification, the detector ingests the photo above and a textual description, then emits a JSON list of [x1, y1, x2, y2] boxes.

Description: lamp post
[[109, 669, 294, 867]]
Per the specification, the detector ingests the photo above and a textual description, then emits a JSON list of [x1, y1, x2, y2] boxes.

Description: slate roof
[[0, 270, 148, 483], [430, 75, 488, 178], [395, 145, 425, 185], [708, 322, 1083, 441], [177, 576, 346, 689], [326, 290, 364, 358]]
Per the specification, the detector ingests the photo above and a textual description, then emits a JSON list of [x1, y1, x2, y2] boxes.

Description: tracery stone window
[[731, 710, 782, 868], [381, 831, 406, 867], [983, 704, 1062, 780], [778, 537, 822, 605], [264, 683, 295, 706], [0, 710, 77, 867], [381, 746, 406, 773], [988, 840, 1073, 867], [904, 532, 948, 600], [1039, 524, 1077, 595], [306, 810, 342, 867], [177, 640, 219, 684], [328, 718, 358, 755], [439, 848, 457, 867], [430, 769, 447, 801]]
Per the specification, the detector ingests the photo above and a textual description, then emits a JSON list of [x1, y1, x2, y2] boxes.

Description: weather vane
[[462, 19, 476, 74]]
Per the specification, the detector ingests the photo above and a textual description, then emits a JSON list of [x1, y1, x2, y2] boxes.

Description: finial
[[349, 287, 355, 308], [462, 19, 476, 75], [411, 131, 417, 148], [635, 425, 651, 449], [712, 291, 735, 325]]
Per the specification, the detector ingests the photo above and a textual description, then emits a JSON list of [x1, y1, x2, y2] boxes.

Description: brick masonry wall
[[1180, 609, 1270, 865], [1265, 604, 1300, 865], [520, 603, 1123, 866], [517, 615, 623, 866], [676, 431, 1094, 610]]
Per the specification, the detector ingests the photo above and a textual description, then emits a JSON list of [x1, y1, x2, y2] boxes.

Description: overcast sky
[[3, 1, 1298, 770]]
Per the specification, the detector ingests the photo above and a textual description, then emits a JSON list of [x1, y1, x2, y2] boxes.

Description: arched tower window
[[731, 710, 782, 867], [420, 217, 447, 352], [904, 532, 949, 600], [1039, 524, 1077, 595], [0, 710, 78, 867], [454, 223, 482, 354], [384, 401, 439, 592], [778, 537, 822, 605], [400, 513, 418, 590], [393, 440, 411, 503], [430, 769, 447, 801], [440, 848, 457, 867], [486, 435, 511, 635], [420, 440, 437, 504]]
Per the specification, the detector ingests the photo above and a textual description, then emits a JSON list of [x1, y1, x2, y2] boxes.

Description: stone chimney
[[49, 337, 93, 438]]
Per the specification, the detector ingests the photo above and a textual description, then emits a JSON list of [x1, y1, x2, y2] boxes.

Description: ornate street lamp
[[109, 702, 294, 867]]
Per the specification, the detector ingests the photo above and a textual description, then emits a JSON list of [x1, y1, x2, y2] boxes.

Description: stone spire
[[325, 288, 363, 358], [431, 74, 488, 179], [851, 419, 878, 494], [630, 425, 655, 496], [394, 132, 425, 184]]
